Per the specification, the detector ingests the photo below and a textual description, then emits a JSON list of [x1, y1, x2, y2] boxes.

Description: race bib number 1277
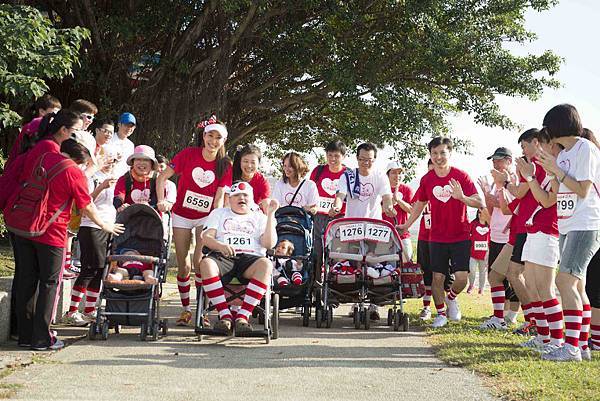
[[365, 224, 391, 242]]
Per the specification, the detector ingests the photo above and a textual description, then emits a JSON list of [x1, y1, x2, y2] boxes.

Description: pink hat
[[126, 145, 158, 170]]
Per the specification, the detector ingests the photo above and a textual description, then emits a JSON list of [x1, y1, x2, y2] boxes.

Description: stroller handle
[[108, 254, 159, 264]]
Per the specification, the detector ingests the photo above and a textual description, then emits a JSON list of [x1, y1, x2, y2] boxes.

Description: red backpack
[[4, 153, 75, 238]]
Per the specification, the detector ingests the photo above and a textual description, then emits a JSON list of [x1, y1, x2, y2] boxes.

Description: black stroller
[[88, 204, 171, 341]]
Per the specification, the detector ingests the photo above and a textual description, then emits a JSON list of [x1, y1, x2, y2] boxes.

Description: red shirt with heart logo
[[416, 167, 477, 243], [310, 165, 346, 216], [169, 147, 232, 219], [382, 183, 414, 239], [470, 220, 490, 260], [114, 175, 153, 205]]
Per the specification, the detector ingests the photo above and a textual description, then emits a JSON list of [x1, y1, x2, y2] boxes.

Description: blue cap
[[119, 112, 136, 125]]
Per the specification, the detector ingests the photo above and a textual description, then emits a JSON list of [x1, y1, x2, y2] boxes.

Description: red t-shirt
[[114, 175, 154, 205], [416, 167, 477, 243], [412, 188, 431, 242], [169, 147, 232, 219], [248, 171, 271, 206], [29, 153, 91, 247], [309, 165, 346, 216], [522, 162, 558, 237], [382, 184, 414, 239], [470, 220, 490, 260], [507, 198, 523, 246], [516, 158, 549, 234], [19, 139, 60, 184]]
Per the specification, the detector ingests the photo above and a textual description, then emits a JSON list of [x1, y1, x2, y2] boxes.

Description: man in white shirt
[[111, 112, 137, 178]]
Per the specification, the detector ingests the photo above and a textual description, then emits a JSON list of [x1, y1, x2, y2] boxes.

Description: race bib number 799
[[557, 192, 576, 218]]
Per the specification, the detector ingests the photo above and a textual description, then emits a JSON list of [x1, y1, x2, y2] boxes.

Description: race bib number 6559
[[183, 190, 213, 213]]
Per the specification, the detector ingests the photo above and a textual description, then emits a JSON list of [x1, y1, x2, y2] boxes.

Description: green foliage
[[0, 4, 89, 128], [29, 1, 561, 174]]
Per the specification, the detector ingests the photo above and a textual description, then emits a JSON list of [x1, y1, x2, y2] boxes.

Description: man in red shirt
[[399, 137, 484, 328], [382, 161, 414, 262]]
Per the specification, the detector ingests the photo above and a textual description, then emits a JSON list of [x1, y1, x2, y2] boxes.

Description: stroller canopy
[[113, 204, 165, 257]]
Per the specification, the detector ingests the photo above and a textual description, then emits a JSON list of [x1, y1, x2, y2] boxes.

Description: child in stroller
[[108, 249, 159, 285], [272, 239, 304, 287]]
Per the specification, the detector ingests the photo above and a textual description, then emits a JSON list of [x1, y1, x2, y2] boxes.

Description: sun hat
[[126, 145, 158, 170]]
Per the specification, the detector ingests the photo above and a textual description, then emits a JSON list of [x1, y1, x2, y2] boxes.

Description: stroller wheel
[[88, 322, 98, 341], [393, 310, 401, 331], [363, 309, 370, 330], [140, 322, 147, 341], [151, 322, 159, 341], [325, 306, 333, 328], [272, 294, 280, 340], [101, 321, 109, 340], [160, 319, 168, 336], [387, 309, 393, 326], [353, 307, 360, 330], [402, 314, 410, 332], [315, 308, 323, 328], [302, 305, 310, 327]]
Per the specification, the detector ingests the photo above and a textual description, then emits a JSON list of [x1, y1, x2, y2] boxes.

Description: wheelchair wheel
[[272, 294, 280, 340]]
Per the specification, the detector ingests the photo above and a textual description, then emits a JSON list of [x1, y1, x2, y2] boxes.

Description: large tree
[[15, 0, 560, 167]]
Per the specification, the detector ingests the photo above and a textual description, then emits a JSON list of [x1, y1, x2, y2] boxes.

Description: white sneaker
[[538, 342, 562, 354], [591, 343, 600, 351], [63, 311, 89, 327], [445, 296, 461, 321], [541, 344, 582, 362], [432, 314, 448, 328], [519, 336, 545, 350], [580, 347, 592, 361], [479, 316, 507, 330], [419, 307, 432, 321]]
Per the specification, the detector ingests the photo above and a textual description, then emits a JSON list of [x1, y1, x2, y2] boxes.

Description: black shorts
[[205, 252, 264, 285], [510, 233, 527, 265], [417, 240, 432, 286], [488, 241, 505, 271], [429, 240, 470, 274], [586, 249, 600, 308]]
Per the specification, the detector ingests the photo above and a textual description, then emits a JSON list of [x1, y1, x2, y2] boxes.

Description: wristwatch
[[525, 175, 535, 183]]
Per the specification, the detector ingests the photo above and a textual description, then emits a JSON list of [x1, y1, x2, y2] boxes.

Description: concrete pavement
[[2, 286, 497, 401]]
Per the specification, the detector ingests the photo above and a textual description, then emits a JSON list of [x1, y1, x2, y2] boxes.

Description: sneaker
[[479, 316, 508, 330], [213, 319, 233, 335], [580, 347, 592, 361], [32, 339, 65, 351], [62, 268, 78, 280], [432, 314, 448, 328], [466, 285, 474, 294], [539, 342, 562, 354], [445, 296, 461, 321], [234, 318, 253, 335], [513, 321, 532, 336], [63, 311, 89, 327], [591, 342, 600, 351], [541, 344, 582, 362], [478, 289, 483, 295], [419, 307, 432, 321], [505, 311, 518, 325], [368, 304, 380, 321], [348, 303, 358, 317], [519, 336, 545, 350], [176, 310, 192, 326]]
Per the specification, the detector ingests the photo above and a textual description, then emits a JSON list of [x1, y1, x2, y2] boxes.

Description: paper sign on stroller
[[364, 224, 391, 242], [339, 223, 365, 242]]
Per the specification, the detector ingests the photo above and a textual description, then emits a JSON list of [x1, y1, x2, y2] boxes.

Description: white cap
[[385, 161, 402, 174], [72, 130, 98, 166]]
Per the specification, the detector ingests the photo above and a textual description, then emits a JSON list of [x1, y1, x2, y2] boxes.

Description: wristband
[[525, 175, 534, 183]]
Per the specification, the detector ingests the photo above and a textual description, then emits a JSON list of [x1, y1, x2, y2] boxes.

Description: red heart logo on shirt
[[223, 218, 255, 234], [285, 192, 304, 205], [358, 183, 375, 202], [191, 167, 215, 188]]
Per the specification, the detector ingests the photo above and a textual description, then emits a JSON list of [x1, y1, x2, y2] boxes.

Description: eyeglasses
[[357, 158, 374, 163], [97, 127, 113, 135], [82, 113, 95, 121]]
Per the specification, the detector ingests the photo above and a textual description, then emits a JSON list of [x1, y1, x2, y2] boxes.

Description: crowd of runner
[[1, 95, 599, 363]]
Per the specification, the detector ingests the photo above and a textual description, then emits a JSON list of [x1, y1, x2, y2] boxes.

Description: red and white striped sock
[[591, 324, 600, 349], [84, 288, 100, 314], [237, 279, 268, 322], [579, 304, 591, 350], [177, 275, 191, 312], [491, 286, 505, 320], [423, 286, 432, 308], [202, 275, 232, 321], [532, 301, 549, 343], [435, 303, 446, 317], [544, 298, 564, 346], [291, 272, 302, 285], [69, 285, 86, 313], [64, 251, 72, 269], [564, 309, 582, 348], [521, 303, 534, 325], [447, 288, 458, 301], [194, 273, 202, 288]]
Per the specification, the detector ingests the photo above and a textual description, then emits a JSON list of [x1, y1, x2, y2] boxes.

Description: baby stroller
[[271, 206, 315, 327], [318, 218, 414, 331], [88, 204, 170, 341]]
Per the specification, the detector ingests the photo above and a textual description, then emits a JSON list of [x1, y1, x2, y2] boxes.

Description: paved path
[[2, 286, 496, 401]]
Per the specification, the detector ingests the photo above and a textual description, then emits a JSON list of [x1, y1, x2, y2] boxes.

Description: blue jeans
[[559, 230, 600, 279]]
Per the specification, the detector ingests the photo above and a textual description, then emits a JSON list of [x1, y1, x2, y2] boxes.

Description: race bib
[[557, 192, 577, 218], [423, 213, 431, 230], [474, 241, 489, 252], [365, 223, 391, 242], [339, 223, 365, 242], [317, 196, 335, 214], [223, 233, 254, 252], [182, 190, 213, 213]]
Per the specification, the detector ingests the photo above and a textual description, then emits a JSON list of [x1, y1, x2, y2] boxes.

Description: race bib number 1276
[[339, 223, 365, 242]]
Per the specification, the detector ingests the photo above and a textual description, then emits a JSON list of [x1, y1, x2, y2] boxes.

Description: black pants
[[14, 236, 64, 348], [313, 213, 334, 273], [8, 232, 19, 337], [586, 249, 600, 308], [488, 241, 519, 303], [74, 226, 110, 291]]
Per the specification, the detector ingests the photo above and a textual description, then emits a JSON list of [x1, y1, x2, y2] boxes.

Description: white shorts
[[172, 213, 206, 230], [521, 231, 559, 268]]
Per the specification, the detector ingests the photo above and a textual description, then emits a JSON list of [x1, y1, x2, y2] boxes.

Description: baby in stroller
[[108, 249, 159, 285], [272, 239, 304, 287]]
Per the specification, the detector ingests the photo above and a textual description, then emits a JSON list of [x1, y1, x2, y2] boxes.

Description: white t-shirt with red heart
[[272, 179, 319, 209], [337, 170, 392, 219], [204, 208, 268, 256], [416, 167, 477, 243], [170, 147, 232, 219]]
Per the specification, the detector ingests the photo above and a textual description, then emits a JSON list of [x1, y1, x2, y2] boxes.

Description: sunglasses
[[82, 113, 95, 121]]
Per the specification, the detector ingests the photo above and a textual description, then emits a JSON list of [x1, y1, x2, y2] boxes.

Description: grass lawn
[[403, 293, 600, 401], [0, 244, 15, 277]]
